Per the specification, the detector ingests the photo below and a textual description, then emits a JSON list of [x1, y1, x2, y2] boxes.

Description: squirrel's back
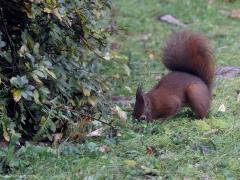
[[162, 30, 214, 88]]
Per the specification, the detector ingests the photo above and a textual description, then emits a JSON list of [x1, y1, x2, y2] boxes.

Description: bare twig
[[42, 100, 114, 128]]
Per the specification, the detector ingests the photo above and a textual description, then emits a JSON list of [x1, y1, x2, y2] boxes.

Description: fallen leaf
[[87, 128, 103, 137], [148, 53, 155, 60], [218, 104, 226, 112], [112, 105, 127, 122], [215, 66, 240, 79], [158, 14, 186, 27], [83, 116, 92, 123], [230, 9, 240, 18], [140, 33, 152, 41], [71, 132, 81, 140], [203, 129, 219, 136], [99, 145, 110, 153], [146, 146, 156, 156]]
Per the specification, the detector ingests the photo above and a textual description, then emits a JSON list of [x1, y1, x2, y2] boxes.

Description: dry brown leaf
[[112, 105, 127, 122], [158, 14, 186, 27], [140, 33, 152, 41], [215, 66, 240, 79], [71, 132, 81, 140], [218, 104, 226, 112], [146, 146, 156, 156], [99, 145, 110, 153], [230, 9, 240, 18], [148, 53, 155, 60], [203, 129, 219, 136], [87, 128, 103, 137]]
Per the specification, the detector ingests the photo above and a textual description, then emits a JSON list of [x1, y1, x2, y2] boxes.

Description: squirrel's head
[[132, 85, 152, 121]]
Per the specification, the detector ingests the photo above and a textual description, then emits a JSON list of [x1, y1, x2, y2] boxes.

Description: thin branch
[[80, 36, 107, 61], [42, 100, 114, 128]]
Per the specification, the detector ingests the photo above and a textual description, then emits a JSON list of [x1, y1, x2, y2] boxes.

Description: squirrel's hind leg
[[186, 84, 210, 119]]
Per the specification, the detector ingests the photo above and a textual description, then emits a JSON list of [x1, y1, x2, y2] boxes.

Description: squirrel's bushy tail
[[162, 30, 214, 88]]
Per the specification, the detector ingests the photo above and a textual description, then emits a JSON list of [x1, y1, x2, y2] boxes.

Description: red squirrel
[[133, 30, 215, 121]]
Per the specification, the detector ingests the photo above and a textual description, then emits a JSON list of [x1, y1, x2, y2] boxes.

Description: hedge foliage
[[0, 0, 112, 142]]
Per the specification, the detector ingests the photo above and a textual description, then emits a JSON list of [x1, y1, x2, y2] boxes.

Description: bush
[[0, 0, 112, 142]]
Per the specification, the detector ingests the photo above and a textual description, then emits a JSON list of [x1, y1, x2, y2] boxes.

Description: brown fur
[[133, 30, 214, 121]]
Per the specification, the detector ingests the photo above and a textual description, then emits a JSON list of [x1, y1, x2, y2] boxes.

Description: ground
[[4, 0, 240, 179]]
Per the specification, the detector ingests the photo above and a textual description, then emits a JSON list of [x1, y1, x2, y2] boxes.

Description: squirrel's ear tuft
[[136, 84, 144, 100]]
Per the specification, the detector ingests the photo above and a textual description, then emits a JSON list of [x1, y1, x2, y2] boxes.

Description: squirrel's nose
[[139, 115, 147, 121]]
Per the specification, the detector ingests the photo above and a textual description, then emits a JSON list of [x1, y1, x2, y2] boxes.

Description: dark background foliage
[[0, 0, 112, 143]]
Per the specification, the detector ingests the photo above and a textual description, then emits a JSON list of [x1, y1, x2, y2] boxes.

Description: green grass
[[3, 0, 240, 179]]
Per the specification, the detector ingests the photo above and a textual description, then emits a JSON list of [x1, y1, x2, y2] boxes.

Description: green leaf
[[33, 90, 40, 104], [46, 69, 57, 79], [22, 90, 33, 100], [10, 75, 28, 88], [33, 70, 45, 78], [32, 74, 43, 84]]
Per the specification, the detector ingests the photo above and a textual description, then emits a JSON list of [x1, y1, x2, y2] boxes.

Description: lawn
[[3, 0, 240, 179]]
